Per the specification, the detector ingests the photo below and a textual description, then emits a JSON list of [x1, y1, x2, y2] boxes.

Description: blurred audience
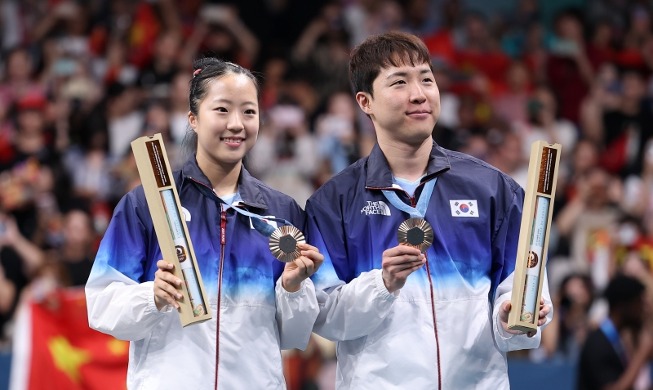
[[4, 1, 653, 388]]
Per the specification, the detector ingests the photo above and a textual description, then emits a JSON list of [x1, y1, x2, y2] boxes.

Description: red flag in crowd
[[10, 288, 128, 390]]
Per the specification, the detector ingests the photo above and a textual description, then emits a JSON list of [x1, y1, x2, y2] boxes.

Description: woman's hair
[[349, 31, 432, 97], [188, 57, 259, 116], [183, 58, 260, 156]]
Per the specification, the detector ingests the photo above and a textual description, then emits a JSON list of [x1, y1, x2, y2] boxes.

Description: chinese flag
[[10, 288, 128, 390]]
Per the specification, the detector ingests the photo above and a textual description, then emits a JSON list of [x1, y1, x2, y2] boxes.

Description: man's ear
[[355, 92, 373, 115], [188, 111, 197, 130]]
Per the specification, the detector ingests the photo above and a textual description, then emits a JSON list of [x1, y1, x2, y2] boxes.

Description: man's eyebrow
[[385, 68, 432, 79], [386, 71, 407, 79]]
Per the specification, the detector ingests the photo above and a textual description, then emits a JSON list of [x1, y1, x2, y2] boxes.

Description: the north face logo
[[361, 201, 391, 216]]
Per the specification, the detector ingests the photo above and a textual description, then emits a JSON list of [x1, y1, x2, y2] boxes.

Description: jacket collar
[[365, 140, 451, 188], [181, 157, 268, 210]]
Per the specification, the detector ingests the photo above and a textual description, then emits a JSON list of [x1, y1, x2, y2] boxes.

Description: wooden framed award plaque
[[131, 133, 211, 326], [508, 141, 561, 333]]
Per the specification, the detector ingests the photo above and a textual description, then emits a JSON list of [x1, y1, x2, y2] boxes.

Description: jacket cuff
[[494, 303, 517, 341], [277, 278, 310, 298], [373, 269, 399, 300], [144, 281, 173, 313]]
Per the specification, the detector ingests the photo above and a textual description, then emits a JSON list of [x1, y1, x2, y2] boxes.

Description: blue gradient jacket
[[86, 158, 318, 390], [306, 142, 553, 389]]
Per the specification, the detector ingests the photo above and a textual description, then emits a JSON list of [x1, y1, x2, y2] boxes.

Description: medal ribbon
[[600, 318, 628, 367], [192, 181, 295, 237], [382, 178, 437, 219]]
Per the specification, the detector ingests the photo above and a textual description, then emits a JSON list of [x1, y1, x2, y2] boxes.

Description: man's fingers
[[390, 261, 425, 273], [384, 245, 423, 258], [384, 254, 425, 267]]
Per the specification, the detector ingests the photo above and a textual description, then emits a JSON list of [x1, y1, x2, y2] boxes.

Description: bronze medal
[[397, 218, 434, 253], [269, 225, 306, 262]]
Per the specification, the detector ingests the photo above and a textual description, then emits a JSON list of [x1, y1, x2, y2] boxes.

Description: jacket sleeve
[[85, 191, 172, 341], [490, 186, 554, 352], [275, 277, 319, 350], [306, 197, 398, 342], [492, 272, 553, 352]]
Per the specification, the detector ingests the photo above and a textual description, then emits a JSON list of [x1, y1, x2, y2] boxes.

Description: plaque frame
[[508, 141, 561, 333], [131, 133, 212, 326]]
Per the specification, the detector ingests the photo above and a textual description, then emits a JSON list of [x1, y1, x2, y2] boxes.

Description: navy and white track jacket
[[306, 142, 553, 389], [86, 158, 318, 390]]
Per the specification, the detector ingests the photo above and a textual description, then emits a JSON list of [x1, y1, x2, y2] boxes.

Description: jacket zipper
[[185, 176, 227, 389], [214, 207, 227, 389], [409, 191, 442, 390], [370, 182, 442, 388]]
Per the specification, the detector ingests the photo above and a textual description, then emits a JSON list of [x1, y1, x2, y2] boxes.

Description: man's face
[[623, 294, 646, 330], [356, 61, 440, 147]]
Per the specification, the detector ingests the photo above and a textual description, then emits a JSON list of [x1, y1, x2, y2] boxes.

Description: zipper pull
[[220, 209, 227, 245]]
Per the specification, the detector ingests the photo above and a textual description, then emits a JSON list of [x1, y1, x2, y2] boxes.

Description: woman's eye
[[215, 107, 228, 112]]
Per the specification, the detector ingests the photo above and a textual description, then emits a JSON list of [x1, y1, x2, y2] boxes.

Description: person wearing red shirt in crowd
[[546, 8, 594, 124]]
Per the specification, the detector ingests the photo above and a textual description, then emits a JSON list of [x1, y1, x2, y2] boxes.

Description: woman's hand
[[154, 260, 183, 311], [281, 243, 324, 292]]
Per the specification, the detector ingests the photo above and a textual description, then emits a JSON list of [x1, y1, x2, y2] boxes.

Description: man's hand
[[499, 299, 551, 337], [381, 245, 426, 293], [281, 243, 324, 292]]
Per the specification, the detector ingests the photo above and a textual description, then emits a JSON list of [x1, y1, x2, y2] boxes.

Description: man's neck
[[378, 138, 432, 182], [609, 313, 624, 332]]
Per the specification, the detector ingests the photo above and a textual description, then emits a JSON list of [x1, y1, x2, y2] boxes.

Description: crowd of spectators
[[3, 0, 653, 388]]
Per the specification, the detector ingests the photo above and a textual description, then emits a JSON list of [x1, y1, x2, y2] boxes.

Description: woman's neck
[[377, 138, 432, 181], [197, 155, 241, 197]]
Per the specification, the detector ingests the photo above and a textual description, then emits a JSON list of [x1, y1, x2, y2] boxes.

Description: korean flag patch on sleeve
[[450, 200, 479, 217]]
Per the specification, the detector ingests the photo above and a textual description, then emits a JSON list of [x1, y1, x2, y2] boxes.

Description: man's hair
[[604, 274, 645, 308], [349, 31, 432, 97]]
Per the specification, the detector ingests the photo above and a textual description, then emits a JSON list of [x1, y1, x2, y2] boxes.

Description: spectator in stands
[[514, 84, 578, 162], [104, 82, 144, 160], [485, 128, 528, 188], [292, 1, 351, 103], [248, 101, 319, 207], [546, 8, 594, 124], [314, 91, 361, 180], [181, 3, 260, 69], [599, 67, 653, 179], [137, 31, 182, 101], [47, 207, 97, 287], [555, 166, 622, 292], [0, 47, 44, 110], [168, 71, 192, 146], [577, 273, 653, 390], [492, 61, 533, 125], [541, 272, 594, 361]]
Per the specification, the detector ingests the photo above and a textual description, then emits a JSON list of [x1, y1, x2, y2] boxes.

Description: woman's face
[[189, 72, 259, 168]]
